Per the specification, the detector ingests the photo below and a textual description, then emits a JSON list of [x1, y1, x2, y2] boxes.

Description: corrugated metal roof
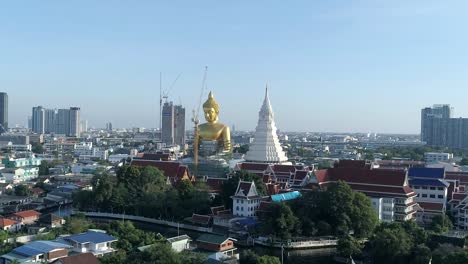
[[65, 231, 116, 244], [13, 241, 71, 257], [408, 168, 445, 179], [271, 191, 302, 202], [409, 178, 449, 187]]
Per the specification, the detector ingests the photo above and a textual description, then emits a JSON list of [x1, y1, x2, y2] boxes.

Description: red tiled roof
[[0, 217, 17, 227], [266, 183, 279, 195], [52, 253, 100, 264], [205, 178, 226, 193], [335, 160, 368, 169], [236, 182, 254, 196], [237, 162, 269, 172], [293, 170, 308, 181], [271, 164, 304, 173], [418, 202, 444, 212], [452, 193, 467, 201], [320, 167, 407, 187], [131, 160, 190, 180], [211, 206, 225, 216], [139, 153, 170, 161], [192, 214, 211, 225], [13, 210, 41, 219], [348, 184, 415, 197]]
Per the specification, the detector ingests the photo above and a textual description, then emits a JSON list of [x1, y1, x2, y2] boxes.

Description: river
[[52, 206, 337, 264]]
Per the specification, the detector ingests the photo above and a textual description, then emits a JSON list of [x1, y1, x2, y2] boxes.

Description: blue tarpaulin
[[271, 191, 302, 202]]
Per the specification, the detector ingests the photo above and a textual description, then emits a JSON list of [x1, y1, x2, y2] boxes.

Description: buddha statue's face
[[204, 107, 218, 123]]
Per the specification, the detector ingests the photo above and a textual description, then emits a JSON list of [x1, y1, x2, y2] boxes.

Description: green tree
[[411, 245, 432, 264], [136, 243, 181, 264], [100, 250, 127, 264], [369, 225, 413, 264], [337, 235, 363, 258], [64, 215, 92, 234], [257, 255, 281, 264], [430, 214, 453, 234], [14, 185, 31, 196], [38, 160, 50, 176], [263, 203, 300, 240], [31, 142, 44, 154], [460, 158, 468, 166]]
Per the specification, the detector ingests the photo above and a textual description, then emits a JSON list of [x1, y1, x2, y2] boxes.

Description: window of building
[[422, 186, 428, 190], [438, 195, 443, 199], [430, 194, 435, 198], [430, 187, 436, 190], [438, 187, 444, 191], [422, 194, 427, 198]]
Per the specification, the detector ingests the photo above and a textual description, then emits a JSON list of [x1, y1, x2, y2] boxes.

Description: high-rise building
[[56, 108, 70, 135], [0, 92, 8, 134], [31, 106, 81, 137], [162, 102, 185, 146], [32, 106, 46, 134], [106, 122, 113, 132], [421, 104, 468, 149], [80, 120, 88, 133], [69, 107, 81, 138], [44, 109, 57, 133], [174, 105, 185, 146], [421, 104, 452, 144]]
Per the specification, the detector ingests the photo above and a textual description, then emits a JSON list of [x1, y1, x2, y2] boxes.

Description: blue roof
[[271, 191, 302, 202], [65, 231, 116, 244], [408, 168, 445, 179], [13, 241, 71, 257], [409, 178, 449, 187]]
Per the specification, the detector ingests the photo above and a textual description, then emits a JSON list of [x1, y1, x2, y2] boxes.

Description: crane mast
[[192, 66, 208, 177]]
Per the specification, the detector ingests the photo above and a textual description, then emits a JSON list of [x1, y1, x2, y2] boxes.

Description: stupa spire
[[244, 86, 288, 164]]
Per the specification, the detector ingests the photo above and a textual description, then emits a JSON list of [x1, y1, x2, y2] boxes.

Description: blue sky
[[1, 1, 468, 133]]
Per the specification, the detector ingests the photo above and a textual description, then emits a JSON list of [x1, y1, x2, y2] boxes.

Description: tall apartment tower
[[32, 106, 46, 134], [69, 107, 81, 138], [0, 93, 8, 134], [421, 104, 452, 144], [44, 108, 57, 133], [162, 102, 185, 146], [56, 109, 70, 135], [174, 105, 185, 146]]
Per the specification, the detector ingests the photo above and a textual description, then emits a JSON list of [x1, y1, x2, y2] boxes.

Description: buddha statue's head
[[203, 91, 219, 123]]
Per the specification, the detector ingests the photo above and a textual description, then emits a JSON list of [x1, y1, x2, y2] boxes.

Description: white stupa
[[244, 86, 288, 164]]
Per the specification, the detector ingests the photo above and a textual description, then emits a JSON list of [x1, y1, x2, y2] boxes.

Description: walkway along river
[[70, 211, 337, 264]]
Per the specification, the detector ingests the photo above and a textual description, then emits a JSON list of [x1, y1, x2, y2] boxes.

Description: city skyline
[[3, 1, 468, 133]]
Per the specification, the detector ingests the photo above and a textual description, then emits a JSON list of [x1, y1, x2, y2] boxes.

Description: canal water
[[53, 207, 336, 263], [90, 218, 337, 264]]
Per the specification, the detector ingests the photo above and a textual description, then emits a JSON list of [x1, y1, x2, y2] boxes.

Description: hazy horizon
[[2, 1, 468, 134]]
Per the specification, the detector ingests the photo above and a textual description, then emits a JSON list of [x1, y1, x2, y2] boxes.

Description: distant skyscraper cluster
[[421, 104, 468, 149], [32, 106, 81, 137], [0, 93, 8, 134], [162, 101, 185, 146]]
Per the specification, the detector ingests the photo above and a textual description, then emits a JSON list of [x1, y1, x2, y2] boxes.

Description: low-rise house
[[10, 210, 41, 225], [38, 213, 65, 228], [0, 240, 72, 264], [2, 167, 39, 183], [196, 234, 238, 262], [0, 217, 21, 232], [166, 235, 192, 252], [63, 231, 117, 256], [51, 253, 100, 264]]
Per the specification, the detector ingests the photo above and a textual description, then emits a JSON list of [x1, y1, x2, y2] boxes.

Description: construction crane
[[192, 66, 208, 177]]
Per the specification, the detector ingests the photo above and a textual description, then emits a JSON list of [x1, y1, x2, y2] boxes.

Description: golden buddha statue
[[198, 91, 231, 153]]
